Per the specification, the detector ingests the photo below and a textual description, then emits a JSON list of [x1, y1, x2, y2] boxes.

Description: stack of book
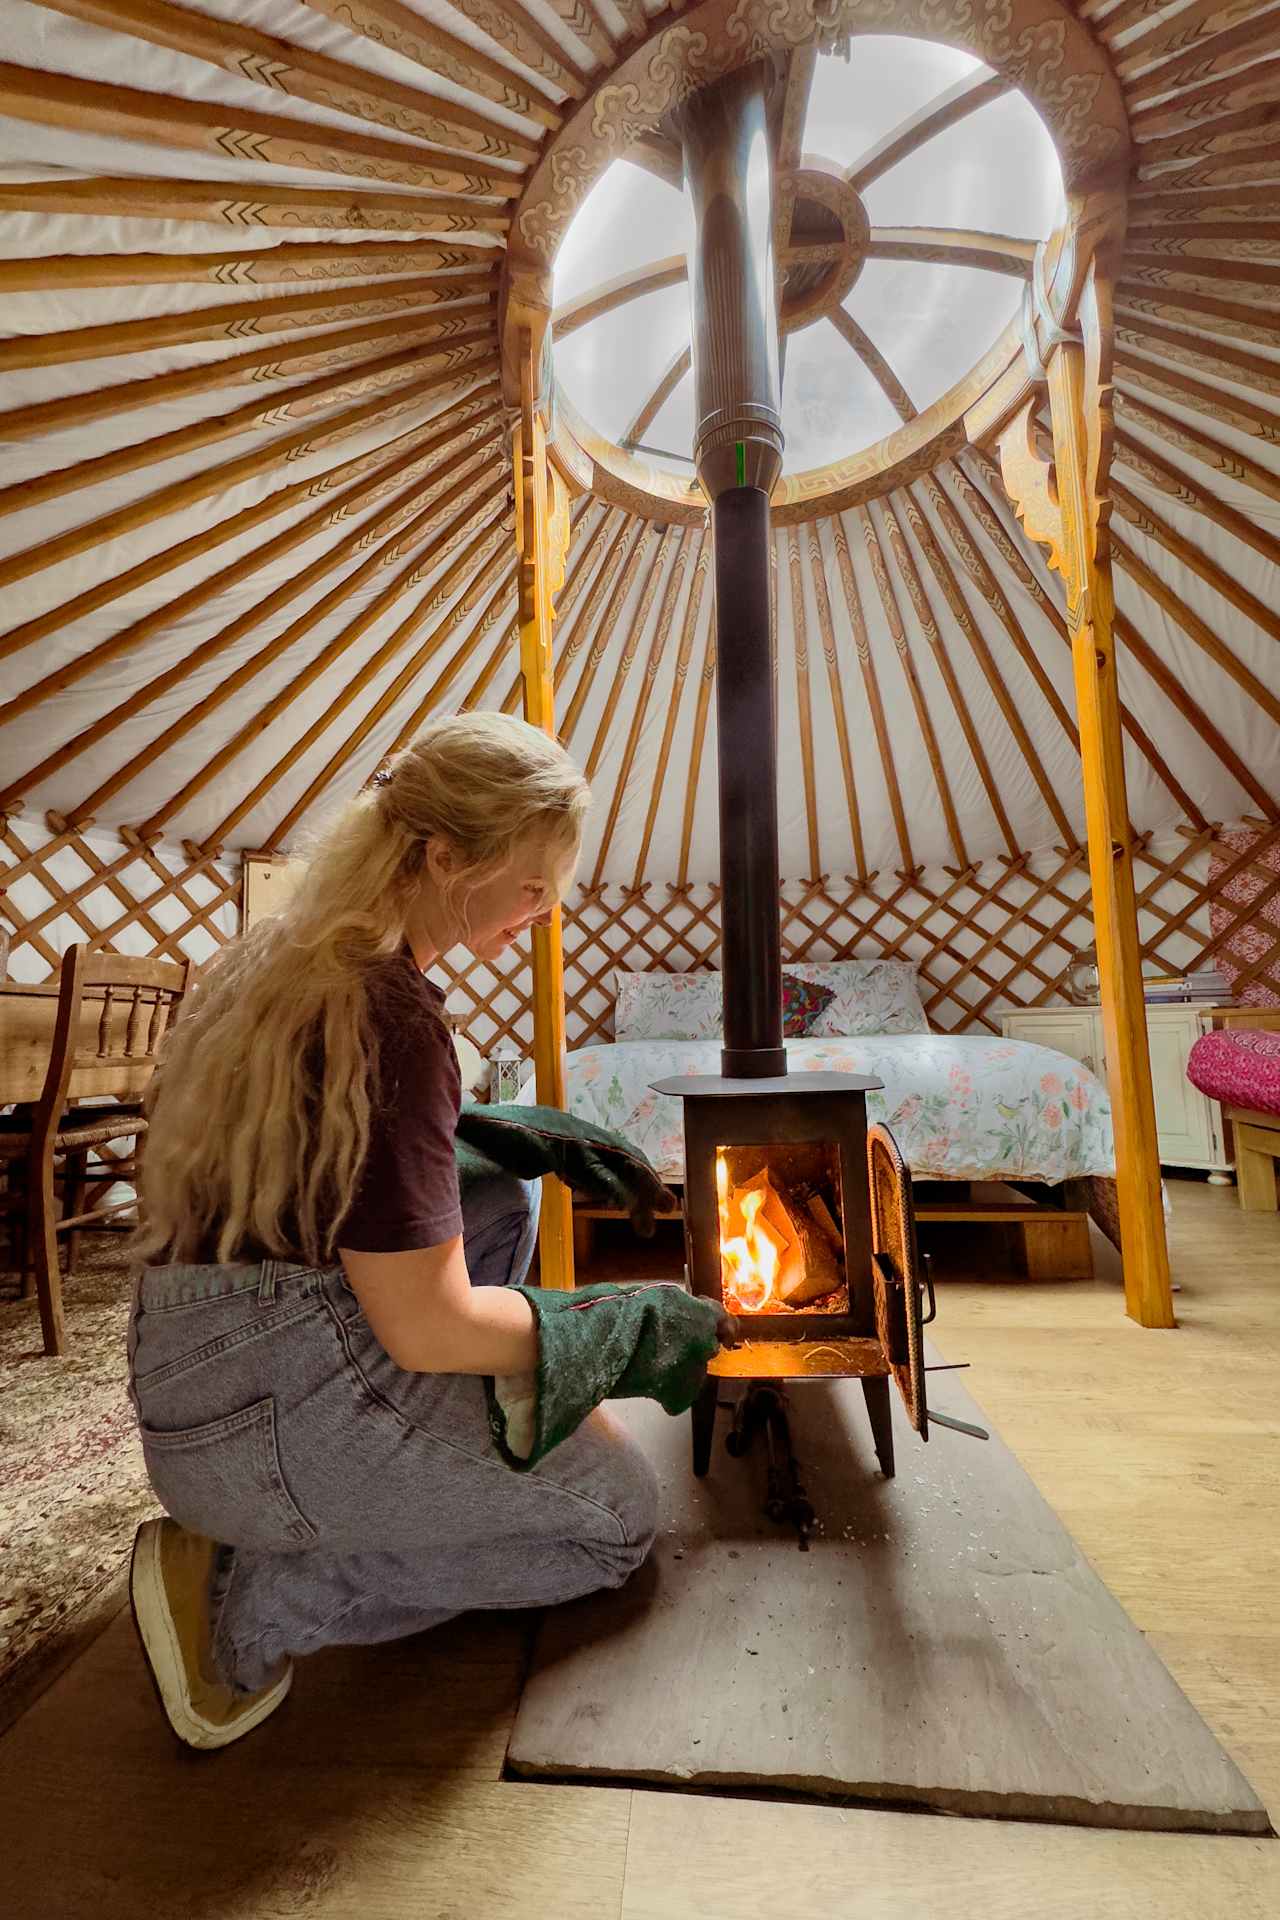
[[1143, 969, 1232, 1005]]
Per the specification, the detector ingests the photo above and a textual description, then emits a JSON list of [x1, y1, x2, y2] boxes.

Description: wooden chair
[[0, 947, 190, 1355]]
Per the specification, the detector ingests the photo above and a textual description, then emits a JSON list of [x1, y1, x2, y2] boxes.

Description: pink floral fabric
[[1208, 826, 1280, 1009], [1187, 1029, 1280, 1121]]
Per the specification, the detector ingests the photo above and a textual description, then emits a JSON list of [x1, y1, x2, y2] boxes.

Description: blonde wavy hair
[[137, 714, 590, 1267]]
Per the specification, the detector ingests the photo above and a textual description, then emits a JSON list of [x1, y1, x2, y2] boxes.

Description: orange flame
[[717, 1154, 778, 1314]]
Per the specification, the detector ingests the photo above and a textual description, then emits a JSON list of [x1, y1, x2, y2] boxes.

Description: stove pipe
[[676, 63, 787, 1080]]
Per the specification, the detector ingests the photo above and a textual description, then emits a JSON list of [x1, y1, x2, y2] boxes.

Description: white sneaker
[[129, 1518, 292, 1750]]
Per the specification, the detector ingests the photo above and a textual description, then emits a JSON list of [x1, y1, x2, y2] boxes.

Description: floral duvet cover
[[519, 1034, 1115, 1185]]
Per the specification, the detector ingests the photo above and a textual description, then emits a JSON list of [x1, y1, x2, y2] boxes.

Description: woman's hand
[[338, 1237, 537, 1375]]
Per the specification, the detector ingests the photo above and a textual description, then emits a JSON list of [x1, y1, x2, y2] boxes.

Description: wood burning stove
[[650, 63, 983, 1506], [655, 1066, 936, 1482]]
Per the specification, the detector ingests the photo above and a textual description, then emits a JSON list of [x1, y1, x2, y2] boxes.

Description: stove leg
[[862, 1376, 895, 1479], [691, 1377, 720, 1477]]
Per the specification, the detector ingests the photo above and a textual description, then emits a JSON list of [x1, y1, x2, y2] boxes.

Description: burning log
[[717, 1159, 842, 1310]]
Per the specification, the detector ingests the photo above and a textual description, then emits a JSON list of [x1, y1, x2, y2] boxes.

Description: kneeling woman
[[128, 715, 676, 1749]]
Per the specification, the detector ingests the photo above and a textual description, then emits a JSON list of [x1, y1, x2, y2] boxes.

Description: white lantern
[[489, 1038, 523, 1105]]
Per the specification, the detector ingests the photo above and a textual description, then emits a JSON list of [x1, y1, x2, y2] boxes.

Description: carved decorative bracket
[[996, 398, 1065, 580]]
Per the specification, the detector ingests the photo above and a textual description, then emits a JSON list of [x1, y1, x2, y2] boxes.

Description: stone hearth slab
[[507, 1364, 1269, 1833]]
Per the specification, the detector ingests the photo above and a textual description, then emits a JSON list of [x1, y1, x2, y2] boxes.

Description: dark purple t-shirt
[[335, 954, 463, 1255]]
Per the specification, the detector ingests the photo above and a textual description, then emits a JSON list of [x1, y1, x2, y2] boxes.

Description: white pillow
[[781, 960, 929, 1036], [613, 969, 723, 1041]]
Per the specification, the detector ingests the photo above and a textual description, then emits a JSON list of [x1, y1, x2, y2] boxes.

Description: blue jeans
[[127, 1175, 658, 1692]]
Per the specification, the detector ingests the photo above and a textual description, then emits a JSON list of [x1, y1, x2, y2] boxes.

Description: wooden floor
[[3, 1180, 1278, 1918]]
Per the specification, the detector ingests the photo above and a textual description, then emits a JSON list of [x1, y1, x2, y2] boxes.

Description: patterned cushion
[[1187, 1029, 1280, 1121], [781, 971, 836, 1037], [781, 960, 929, 1037], [613, 969, 723, 1041]]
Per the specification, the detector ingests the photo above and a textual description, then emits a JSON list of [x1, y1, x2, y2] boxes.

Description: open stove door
[[867, 1123, 930, 1440]]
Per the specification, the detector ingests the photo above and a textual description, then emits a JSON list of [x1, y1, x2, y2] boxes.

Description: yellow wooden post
[[513, 327, 576, 1289], [999, 249, 1174, 1329]]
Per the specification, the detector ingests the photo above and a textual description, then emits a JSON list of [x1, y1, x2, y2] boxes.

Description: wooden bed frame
[[1226, 1108, 1280, 1212]]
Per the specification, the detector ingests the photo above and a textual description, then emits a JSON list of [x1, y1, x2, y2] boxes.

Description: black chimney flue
[[676, 61, 787, 1078], [713, 485, 786, 1077]]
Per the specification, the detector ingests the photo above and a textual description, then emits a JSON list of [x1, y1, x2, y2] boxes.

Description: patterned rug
[[0, 1238, 157, 1735]]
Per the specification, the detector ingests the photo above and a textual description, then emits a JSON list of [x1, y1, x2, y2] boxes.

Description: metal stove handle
[[919, 1251, 937, 1326], [928, 1408, 989, 1443]]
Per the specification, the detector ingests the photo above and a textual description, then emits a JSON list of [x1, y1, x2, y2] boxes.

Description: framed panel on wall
[[242, 855, 304, 932]]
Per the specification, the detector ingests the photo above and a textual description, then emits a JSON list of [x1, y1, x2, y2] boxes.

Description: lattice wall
[[0, 815, 239, 980], [439, 827, 1280, 1053], [6, 814, 1278, 1058]]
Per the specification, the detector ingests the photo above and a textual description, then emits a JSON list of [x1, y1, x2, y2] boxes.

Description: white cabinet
[[999, 1008, 1100, 1077], [999, 1003, 1230, 1175]]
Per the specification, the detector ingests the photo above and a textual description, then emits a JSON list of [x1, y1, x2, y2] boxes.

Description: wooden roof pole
[[1119, 332, 1280, 437], [560, 528, 666, 747], [881, 496, 1020, 860], [785, 528, 822, 880], [861, 506, 969, 870], [498, 502, 615, 713], [589, 528, 694, 887], [677, 626, 717, 891], [804, 523, 867, 885], [831, 513, 913, 874], [0, 320, 493, 445], [264, 539, 516, 846], [0, 174, 512, 234], [1112, 425, 1280, 575], [385, 567, 520, 751], [0, 61, 521, 199], [513, 328, 574, 1289], [1110, 528, 1280, 729], [470, 508, 608, 719], [997, 225, 1174, 1331], [316, 0, 587, 101], [1115, 386, 1280, 509], [1110, 478, 1280, 651], [950, 454, 1204, 825], [0, 337, 496, 526], [0, 277, 496, 376], [0, 371, 493, 672], [632, 534, 709, 889], [135, 475, 506, 833], [0, 325, 496, 592], [199, 512, 511, 844], [543, 520, 648, 706], [1, 406, 499, 798], [579, 534, 675, 783], [29, 0, 547, 155], [0, 238, 495, 294]]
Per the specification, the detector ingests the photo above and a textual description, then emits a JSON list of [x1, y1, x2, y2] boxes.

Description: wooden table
[[0, 980, 154, 1107]]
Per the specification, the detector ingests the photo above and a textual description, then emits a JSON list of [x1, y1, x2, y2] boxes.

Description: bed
[[519, 962, 1119, 1277]]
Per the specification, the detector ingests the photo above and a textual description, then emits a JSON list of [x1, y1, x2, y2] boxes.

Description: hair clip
[[368, 767, 394, 788]]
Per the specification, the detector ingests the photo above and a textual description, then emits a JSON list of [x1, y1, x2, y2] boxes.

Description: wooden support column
[[512, 328, 575, 1289], [998, 235, 1174, 1330]]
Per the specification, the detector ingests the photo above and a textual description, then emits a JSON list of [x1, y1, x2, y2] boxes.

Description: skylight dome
[[550, 42, 1063, 493]]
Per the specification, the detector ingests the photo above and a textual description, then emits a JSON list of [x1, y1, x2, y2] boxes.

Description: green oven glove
[[455, 1102, 677, 1237], [486, 1281, 736, 1471]]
